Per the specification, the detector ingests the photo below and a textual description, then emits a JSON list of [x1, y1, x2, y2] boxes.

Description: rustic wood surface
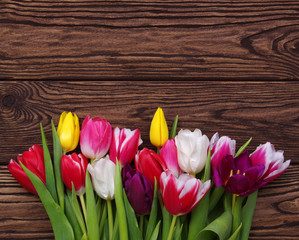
[[0, 81, 298, 240], [1, 0, 299, 79]]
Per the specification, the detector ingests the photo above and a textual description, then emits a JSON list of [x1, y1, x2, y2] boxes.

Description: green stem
[[139, 215, 144, 235], [62, 150, 66, 155], [107, 199, 114, 240], [232, 195, 244, 240], [232, 194, 236, 212], [79, 194, 87, 223], [167, 215, 178, 240], [157, 147, 161, 154]]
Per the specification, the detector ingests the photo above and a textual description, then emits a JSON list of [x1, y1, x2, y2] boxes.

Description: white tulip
[[87, 155, 115, 200], [175, 129, 209, 175]]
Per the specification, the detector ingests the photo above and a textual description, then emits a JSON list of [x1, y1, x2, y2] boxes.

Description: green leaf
[[240, 190, 258, 240], [99, 201, 108, 239], [162, 206, 172, 240], [86, 170, 100, 240], [40, 123, 58, 203], [115, 160, 128, 240], [112, 209, 119, 240], [228, 223, 242, 240], [195, 210, 232, 240], [149, 221, 161, 240], [174, 223, 183, 240], [170, 115, 179, 139], [123, 189, 143, 240], [65, 193, 83, 240], [21, 162, 74, 240], [145, 179, 158, 240], [232, 196, 245, 240], [188, 149, 211, 240], [209, 187, 225, 212], [235, 138, 252, 158], [51, 120, 64, 211], [71, 187, 87, 235]]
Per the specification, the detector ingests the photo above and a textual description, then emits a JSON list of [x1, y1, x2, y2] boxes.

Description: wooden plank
[[0, 0, 298, 79]]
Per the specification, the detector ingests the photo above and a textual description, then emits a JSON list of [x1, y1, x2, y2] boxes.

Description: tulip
[[212, 142, 290, 196], [135, 148, 167, 187], [160, 170, 211, 215], [8, 145, 45, 195], [150, 107, 169, 148], [160, 139, 181, 178], [57, 111, 80, 153], [109, 127, 143, 166], [87, 155, 116, 200], [175, 129, 209, 175], [122, 163, 154, 215], [210, 132, 236, 169], [61, 153, 88, 195], [80, 115, 112, 161]]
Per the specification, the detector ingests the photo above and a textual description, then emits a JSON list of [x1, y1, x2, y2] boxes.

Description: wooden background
[[0, 0, 299, 239], [0, 81, 299, 240]]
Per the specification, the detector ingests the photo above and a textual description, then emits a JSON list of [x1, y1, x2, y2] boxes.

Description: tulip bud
[[87, 155, 116, 200], [122, 163, 153, 215], [160, 171, 211, 215], [8, 145, 46, 195], [61, 153, 88, 195], [57, 111, 80, 153], [110, 127, 143, 166], [80, 115, 112, 161], [175, 129, 209, 175], [150, 107, 169, 148]]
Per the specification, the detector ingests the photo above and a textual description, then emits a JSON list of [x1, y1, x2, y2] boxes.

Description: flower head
[[150, 107, 169, 148]]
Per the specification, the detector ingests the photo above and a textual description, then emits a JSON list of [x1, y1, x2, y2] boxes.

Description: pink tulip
[[160, 171, 211, 215], [210, 132, 236, 169], [61, 153, 88, 195], [8, 145, 45, 195], [110, 127, 143, 166], [80, 115, 112, 160], [160, 139, 181, 178]]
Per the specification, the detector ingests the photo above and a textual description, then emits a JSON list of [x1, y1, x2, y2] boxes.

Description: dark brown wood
[[0, 1, 299, 79], [0, 81, 298, 239]]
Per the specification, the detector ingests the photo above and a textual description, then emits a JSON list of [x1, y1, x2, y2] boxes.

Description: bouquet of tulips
[[8, 108, 290, 240]]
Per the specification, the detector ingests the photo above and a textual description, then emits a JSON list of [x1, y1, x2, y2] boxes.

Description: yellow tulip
[[150, 107, 169, 148], [57, 111, 80, 153]]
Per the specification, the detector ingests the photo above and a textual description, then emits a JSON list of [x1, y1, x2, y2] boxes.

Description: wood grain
[[1, 0, 299, 79], [0, 81, 299, 239]]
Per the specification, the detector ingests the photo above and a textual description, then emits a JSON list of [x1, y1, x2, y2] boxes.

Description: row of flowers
[[8, 108, 290, 240]]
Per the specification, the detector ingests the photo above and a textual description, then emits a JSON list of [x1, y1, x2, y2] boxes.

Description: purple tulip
[[213, 142, 290, 196], [122, 163, 153, 215]]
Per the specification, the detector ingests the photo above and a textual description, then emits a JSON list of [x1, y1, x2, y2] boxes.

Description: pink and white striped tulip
[[80, 115, 112, 160], [160, 139, 181, 178], [109, 127, 143, 166], [210, 132, 236, 169], [160, 171, 211, 215], [250, 142, 290, 184]]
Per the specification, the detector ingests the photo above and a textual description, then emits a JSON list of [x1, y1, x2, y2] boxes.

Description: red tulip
[[61, 153, 88, 195], [160, 171, 211, 215], [135, 148, 167, 187], [8, 145, 45, 195]]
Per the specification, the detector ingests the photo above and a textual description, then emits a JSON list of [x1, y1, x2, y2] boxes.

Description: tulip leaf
[[51, 120, 64, 211], [112, 209, 119, 240], [194, 210, 232, 240], [40, 123, 58, 203], [240, 190, 258, 240], [174, 223, 183, 240], [86, 170, 100, 240], [123, 189, 143, 240], [115, 160, 128, 240], [99, 201, 108, 239], [71, 187, 87, 235], [170, 115, 179, 139], [162, 205, 172, 240], [65, 193, 83, 240], [232, 196, 245, 240], [228, 223, 242, 240], [149, 220, 161, 240], [20, 162, 74, 240], [235, 137, 252, 158], [209, 187, 225, 212], [145, 179, 158, 240]]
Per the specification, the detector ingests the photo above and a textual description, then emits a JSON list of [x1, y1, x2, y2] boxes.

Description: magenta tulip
[[80, 115, 112, 160], [122, 163, 154, 215], [110, 127, 142, 166], [160, 170, 211, 215], [8, 145, 45, 195], [61, 153, 88, 195], [160, 139, 181, 178]]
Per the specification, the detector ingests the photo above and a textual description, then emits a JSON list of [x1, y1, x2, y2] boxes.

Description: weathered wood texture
[[0, 81, 298, 239], [1, 0, 299, 79]]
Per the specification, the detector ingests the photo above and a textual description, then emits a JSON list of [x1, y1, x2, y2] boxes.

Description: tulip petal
[[226, 175, 250, 195], [235, 150, 252, 172], [160, 139, 181, 177]]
